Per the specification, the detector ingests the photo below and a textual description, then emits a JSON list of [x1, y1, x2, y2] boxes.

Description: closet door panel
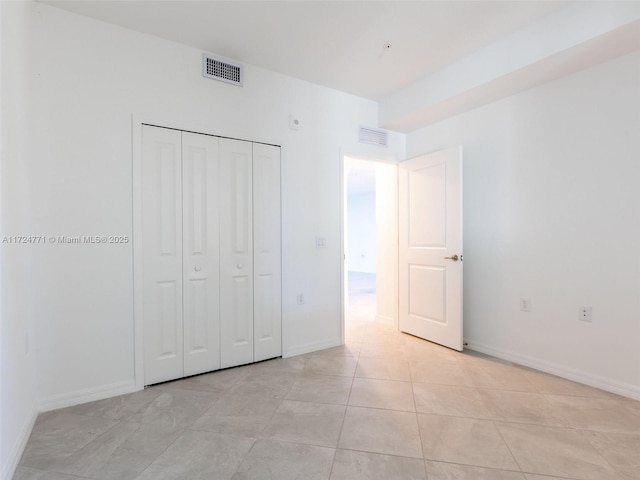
[[142, 126, 184, 385], [220, 138, 254, 368], [182, 132, 221, 376], [253, 144, 282, 362]]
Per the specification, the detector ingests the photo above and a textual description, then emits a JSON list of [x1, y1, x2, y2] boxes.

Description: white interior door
[[399, 146, 463, 351], [220, 138, 254, 368], [252, 143, 282, 362], [142, 126, 184, 384], [182, 132, 221, 376]]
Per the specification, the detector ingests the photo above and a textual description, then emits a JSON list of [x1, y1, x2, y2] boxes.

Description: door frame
[[340, 150, 400, 344], [132, 115, 283, 389]]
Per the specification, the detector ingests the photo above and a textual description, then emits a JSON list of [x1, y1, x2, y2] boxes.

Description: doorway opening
[[342, 156, 398, 336], [345, 160, 377, 324]]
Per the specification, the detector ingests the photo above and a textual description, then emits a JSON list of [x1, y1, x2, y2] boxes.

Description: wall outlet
[[519, 297, 531, 312], [579, 306, 592, 322], [315, 237, 326, 248], [296, 293, 305, 305]]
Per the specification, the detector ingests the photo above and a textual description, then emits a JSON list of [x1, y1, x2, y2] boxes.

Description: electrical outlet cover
[[579, 306, 592, 322], [520, 298, 531, 312]]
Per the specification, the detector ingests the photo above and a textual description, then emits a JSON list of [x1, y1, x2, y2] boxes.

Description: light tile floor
[[15, 318, 640, 480]]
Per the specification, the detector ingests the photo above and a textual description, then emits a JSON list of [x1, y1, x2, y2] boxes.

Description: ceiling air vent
[[202, 53, 243, 87], [358, 126, 388, 147]]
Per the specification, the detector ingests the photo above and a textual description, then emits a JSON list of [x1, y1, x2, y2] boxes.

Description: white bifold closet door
[[141, 125, 281, 386], [252, 143, 282, 363], [219, 139, 282, 367], [142, 126, 220, 385], [219, 138, 254, 368], [182, 133, 221, 375]]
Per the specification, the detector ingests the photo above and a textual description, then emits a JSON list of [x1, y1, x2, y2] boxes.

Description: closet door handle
[[194, 266, 202, 272], [236, 264, 243, 269]]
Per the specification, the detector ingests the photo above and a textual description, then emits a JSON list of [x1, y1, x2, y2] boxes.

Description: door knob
[[194, 266, 202, 272], [236, 264, 243, 269], [444, 254, 459, 261]]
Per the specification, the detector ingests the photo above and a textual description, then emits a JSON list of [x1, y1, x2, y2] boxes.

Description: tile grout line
[[493, 420, 528, 477], [572, 427, 629, 479], [410, 365, 430, 478], [327, 346, 360, 480]]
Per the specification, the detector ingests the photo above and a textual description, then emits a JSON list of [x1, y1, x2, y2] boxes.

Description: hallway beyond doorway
[[346, 271, 376, 324]]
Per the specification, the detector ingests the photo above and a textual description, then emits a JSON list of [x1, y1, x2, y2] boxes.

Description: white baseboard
[[38, 379, 139, 413], [465, 339, 640, 401], [1, 402, 38, 480], [283, 338, 342, 358]]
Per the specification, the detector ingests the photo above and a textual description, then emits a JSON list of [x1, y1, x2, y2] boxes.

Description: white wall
[[4, 0, 404, 418], [407, 51, 640, 398], [374, 162, 399, 327], [0, 3, 39, 478], [347, 191, 376, 274]]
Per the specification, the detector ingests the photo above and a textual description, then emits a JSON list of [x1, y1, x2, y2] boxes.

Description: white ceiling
[[40, 0, 567, 101]]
